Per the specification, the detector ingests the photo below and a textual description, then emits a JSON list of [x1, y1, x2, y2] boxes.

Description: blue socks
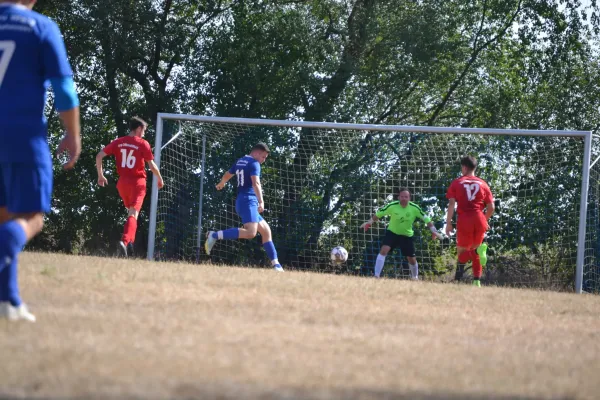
[[212, 228, 239, 240], [0, 221, 28, 307], [263, 241, 280, 267]]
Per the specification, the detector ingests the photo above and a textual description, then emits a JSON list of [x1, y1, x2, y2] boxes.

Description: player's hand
[[445, 224, 453, 236], [216, 182, 225, 191], [157, 177, 165, 189], [360, 222, 371, 232], [258, 202, 265, 213], [97, 175, 108, 187], [57, 133, 81, 170]]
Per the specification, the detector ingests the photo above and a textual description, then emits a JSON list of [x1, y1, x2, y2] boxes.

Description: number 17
[[463, 183, 480, 201]]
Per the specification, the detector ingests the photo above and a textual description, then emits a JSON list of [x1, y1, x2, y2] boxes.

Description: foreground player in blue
[[205, 143, 284, 272], [0, 0, 81, 321]]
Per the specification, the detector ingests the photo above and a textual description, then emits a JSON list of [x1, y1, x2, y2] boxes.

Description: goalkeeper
[[361, 189, 442, 280]]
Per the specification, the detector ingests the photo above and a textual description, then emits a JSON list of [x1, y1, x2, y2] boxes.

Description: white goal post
[[147, 113, 593, 293]]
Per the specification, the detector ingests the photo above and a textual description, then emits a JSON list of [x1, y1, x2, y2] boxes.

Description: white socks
[[375, 256, 419, 279], [374, 254, 386, 277], [409, 262, 419, 279]]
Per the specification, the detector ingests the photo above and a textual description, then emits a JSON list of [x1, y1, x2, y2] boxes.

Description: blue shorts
[[236, 196, 264, 224], [0, 162, 53, 214]]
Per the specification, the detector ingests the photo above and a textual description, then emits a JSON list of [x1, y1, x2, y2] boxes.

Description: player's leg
[[476, 243, 488, 266], [121, 181, 145, 257], [374, 230, 395, 278], [470, 215, 488, 287], [0, 212, 43, 293], [374, 245, 391, 278], [116, 180, 132, 257], [454, 259, 467, 282], [470, 244, 482, 287], [257, 219, 283, 271], [406, 256, 420, 280], [205, 197, 260, 255], [0, 163, 51, 322], [455, 215, 474, 281], [122, 207, 140, 257], [398, 235, 419, 280], [205, 222, 258, 255]]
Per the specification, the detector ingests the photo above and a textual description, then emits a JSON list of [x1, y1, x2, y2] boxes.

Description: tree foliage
[[32, 0, 600, 289]]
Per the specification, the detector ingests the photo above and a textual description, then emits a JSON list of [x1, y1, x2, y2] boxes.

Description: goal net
[[148, 114, 596, 292]]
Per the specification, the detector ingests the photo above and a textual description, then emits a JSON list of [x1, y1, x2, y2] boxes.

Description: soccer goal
[[147, 113, 598, 293]]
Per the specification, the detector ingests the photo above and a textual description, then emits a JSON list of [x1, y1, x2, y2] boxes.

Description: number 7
[[0, 41, 16, 88]]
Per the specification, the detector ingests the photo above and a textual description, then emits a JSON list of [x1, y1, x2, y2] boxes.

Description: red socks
[[121, 216, 138, 245], [471, 249, 482, 279], [458, 249, 482, 279], [458, 250, 471, 264]]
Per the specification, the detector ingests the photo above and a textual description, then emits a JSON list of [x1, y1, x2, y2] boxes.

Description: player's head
[[397, 188, 411, 206], [2, 1, 36, 9], [250, 142, 270, 164], [129, 117, 148, 138], [460, 155, 477, 175]]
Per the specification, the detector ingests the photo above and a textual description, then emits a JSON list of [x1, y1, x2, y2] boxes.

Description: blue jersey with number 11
[[228, 155, 260, 198], [0, 4, 73, 165]]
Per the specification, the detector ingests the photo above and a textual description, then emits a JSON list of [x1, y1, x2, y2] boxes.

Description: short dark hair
[[252, 142, 270, 153], [461, 155, 477, 171], [398, 187, 411, 195], [129, 116, 148, 132]]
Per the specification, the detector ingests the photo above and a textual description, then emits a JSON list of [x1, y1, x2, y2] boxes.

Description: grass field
[[1, 252, 599, 400]]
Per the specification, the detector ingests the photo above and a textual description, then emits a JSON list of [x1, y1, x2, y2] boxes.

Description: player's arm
[[484, 201, 495, 221], [251, 175, 265, 213], [419, 214, 443, 240], [216, 172, 234, 190], [147, 160, 165, 189], [96, 150, 108, 187], [361, 205, 388, 232], [52, 78, 80, 170], [426, 221, 444, 240], [42, 20, 81, 170], [360, 215, 380, 231], [484, 186, 495, 222], [445, 198, 456, 236]]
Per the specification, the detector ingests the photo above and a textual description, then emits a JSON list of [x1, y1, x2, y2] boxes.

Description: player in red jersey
[[96, 117, 164, 257], [445, 156, 495, 287]]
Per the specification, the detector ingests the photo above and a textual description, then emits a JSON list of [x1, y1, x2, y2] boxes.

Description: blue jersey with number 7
[[228, 155, 260, 198], [0, 4, 73, 165]]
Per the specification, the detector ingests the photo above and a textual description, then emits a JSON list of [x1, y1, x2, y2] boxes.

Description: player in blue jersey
[[204, 143, 284, 272], [0, 0, 81, 322]]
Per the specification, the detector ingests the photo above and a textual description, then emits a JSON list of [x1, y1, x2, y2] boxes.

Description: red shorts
[[117, 179, 146, 211], [456, 212, 488, 249]]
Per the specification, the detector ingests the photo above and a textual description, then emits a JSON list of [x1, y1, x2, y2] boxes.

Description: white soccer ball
[[330, 246, 349, 265]]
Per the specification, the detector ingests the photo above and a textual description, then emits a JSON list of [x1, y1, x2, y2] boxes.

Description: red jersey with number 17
[[102, 136, 154, 183], [446, 176, 494, 215]]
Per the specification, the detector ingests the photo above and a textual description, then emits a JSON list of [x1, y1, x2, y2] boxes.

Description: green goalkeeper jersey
[[375, 201, 431, 237]]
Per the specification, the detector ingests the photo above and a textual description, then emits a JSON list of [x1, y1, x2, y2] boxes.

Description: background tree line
[[31, 0, 600, 290]]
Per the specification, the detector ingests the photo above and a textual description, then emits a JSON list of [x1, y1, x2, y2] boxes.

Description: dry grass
[[1, 252, 599, 400]]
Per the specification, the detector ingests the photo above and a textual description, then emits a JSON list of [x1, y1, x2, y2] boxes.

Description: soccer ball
[[330, 246, 349, 265]]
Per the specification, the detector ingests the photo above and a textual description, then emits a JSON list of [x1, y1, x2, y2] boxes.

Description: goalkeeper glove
[[360, 218, 374, 232]]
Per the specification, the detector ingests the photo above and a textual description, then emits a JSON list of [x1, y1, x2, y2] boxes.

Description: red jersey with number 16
[[102, 136, 154, 183], [446, 176, 494, 215]]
